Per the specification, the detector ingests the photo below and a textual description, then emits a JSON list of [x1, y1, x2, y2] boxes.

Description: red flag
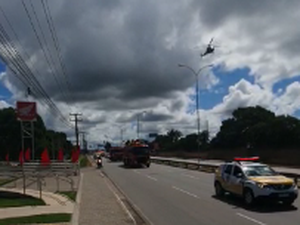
[[5, 153, 9, 162], [25, 148, 30, 161], [40, 148, 51, 166], [76, 146, 80, 162], [71, 149, 74, 162], [19, 150, 24, 165], [71, 147, 80, 163], [58, 148, 64, 161]]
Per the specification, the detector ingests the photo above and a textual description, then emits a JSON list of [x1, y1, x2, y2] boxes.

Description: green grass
[[0, 179, 8, 186], [0, 179, 16, 187], [0, 191, 45, 208], [0, 213, 71, 225], [79, 155, 89, 167], [58, 191, 77, 201]]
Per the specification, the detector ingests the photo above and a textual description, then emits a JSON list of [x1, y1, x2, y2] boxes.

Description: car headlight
[[256, 182, 271, 189]]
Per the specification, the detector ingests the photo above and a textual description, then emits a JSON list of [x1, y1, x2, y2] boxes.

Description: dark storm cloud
[[141, 112, 174, 122], [0, 0, 216, 110], [115, 111, 173, 123], [83, 116, 107, 125], [193, 0, 299, 28]]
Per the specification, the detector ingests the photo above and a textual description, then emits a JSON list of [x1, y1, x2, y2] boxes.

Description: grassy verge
[[0, 213, 71, 225], [0, 191, 45, 208], [79, 155, 92, 167], [0, 179, 16, 187], [0, 179, 9, 186], [57, 191, 77, 201]]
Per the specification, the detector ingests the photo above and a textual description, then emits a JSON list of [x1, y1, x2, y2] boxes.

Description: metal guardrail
[[0, 162, 79, 176], [151, 157, 300, 181], [0, 161, 80, 197]]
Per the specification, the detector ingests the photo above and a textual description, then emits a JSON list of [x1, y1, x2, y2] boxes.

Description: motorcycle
[[96, 158, 103, 168]]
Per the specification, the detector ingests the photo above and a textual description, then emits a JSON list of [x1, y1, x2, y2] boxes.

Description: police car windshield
[[243, 165, 277, 177]]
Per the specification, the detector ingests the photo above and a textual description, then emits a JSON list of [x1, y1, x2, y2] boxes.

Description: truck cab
[[123, 142, 151, 168]]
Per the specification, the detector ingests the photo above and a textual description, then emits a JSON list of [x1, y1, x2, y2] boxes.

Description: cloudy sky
[[0, 0, 300, 146]]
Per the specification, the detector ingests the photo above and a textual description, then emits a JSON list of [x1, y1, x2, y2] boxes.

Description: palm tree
[[167, 129, 182, 143]]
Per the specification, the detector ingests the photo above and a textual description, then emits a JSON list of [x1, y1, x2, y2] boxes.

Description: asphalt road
[[103, 160, 300, 225]]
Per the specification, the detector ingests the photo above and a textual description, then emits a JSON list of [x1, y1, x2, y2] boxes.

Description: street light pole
[[178, 64, 213, 162], [137, 114, 140, 139], [136, 111, 147, 140], [195, 74, 200, 154]]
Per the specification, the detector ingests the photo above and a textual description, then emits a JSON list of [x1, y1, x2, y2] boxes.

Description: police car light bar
[[234, 156, 259, 161]]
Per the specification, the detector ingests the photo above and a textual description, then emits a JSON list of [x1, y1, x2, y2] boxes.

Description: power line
[[0, 21, 72, 128], [41, 0, 74, 102], [23, 0, 71, 106], [70, 113, 82, 148], [0, 2, 73, 128]]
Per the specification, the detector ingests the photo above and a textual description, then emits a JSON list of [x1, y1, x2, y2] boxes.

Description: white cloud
[[0, 100, 10, 109]]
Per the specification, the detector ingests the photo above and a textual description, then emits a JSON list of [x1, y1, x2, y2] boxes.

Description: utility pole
[[120, 128, 125, 146], [137, 115, 140, 140], [70, 113, 82, 149], [79, 132, 88, 152]]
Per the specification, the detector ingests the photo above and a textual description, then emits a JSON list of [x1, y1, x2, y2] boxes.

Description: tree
[[0, 107, 72, 160], [104, 141, 112, 151], [211, 106, 300, 149], [166, 129, 182, 143]]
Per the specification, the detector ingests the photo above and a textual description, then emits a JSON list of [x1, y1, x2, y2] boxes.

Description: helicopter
[[200, 38, 219, 58]]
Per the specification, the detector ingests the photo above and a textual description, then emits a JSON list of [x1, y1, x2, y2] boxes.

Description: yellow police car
[[214, 157, 298, 206]]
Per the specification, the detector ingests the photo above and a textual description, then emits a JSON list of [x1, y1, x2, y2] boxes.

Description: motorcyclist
[[96, 155, 102, 168]]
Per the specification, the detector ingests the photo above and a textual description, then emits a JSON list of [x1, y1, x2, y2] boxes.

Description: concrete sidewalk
[[76, 167, 134, 225]]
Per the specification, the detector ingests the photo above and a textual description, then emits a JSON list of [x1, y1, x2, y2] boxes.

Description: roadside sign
[[16, 101, 37, 121]]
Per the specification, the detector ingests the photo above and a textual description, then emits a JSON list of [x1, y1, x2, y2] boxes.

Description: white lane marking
[[172, 186, 199, 199], [133, 170, 141, 174], [182, 174, 199, 180], [146, 175, 158, 181], [133, 170, 157, 181], [104, 174, 137, 225], [236, 213, 267, 225]]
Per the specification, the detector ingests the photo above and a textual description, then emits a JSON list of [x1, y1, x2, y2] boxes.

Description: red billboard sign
[[16, 101, 37, 121]]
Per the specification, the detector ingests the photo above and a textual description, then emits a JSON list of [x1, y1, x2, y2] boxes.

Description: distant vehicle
[[94, 150, 105, 159], [214, 157, 298, 206], [96, 156, 102, 168], [109, 147, 124, 162], [123, 141, 151, 168]]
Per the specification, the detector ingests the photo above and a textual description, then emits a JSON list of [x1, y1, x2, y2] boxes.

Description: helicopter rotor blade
[[193, 44, 207, 49]]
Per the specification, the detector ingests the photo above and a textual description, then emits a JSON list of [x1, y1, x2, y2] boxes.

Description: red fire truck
[[123, 141, 151, 168], [109, 147, 124, 162]]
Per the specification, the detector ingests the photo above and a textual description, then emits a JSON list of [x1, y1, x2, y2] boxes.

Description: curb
[[101, 169, 152, 225], [71, 172, 84, 225], [56, 192, 76, 204]]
